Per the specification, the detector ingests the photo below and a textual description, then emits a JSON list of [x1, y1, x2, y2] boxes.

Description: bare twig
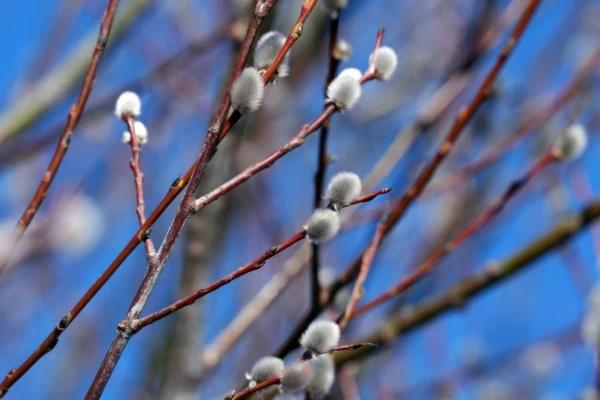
[[333, 198, 600, 366], [425, 46, 600, 197], [0, 0, 122, 394], [132, 188, 390, 332], [337, 214, 388, 331], [0, 0, 122, 279], [352, 148, 557, 318], [311, 10, 343, 312], [124, 116, 157, 261], [274, 0, 542, 359]]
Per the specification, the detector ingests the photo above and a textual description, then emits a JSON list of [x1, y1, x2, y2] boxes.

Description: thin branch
[[131, 188, 390, 332], [0, 0, 122, 279], [124, 116, 157, 261], [425, 45, 600, 197], [311, 11, 342, 313], [0, 0, 122, 394], [337, 214, 388, 331], [332, 198, 600, 366], [352, 148, 557, 318], [274, 0, 542, 359]]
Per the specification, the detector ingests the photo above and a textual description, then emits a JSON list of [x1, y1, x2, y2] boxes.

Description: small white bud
[[321, 0, 348, 18], [326, 68, 362, 111], [300, 320, 341, 354], [325, 171, 362, 208], [372, 46, 398, 81], [307, 355, 335, 396], [582, 313, 600, 349], [245, 356, 285, 387], [280, 362, 314, 393], [333, 39, 352, 61], [115, 91, 142, 118], [553, 123, 588, 160], [230, 67, 265, 112], [521, 341, 561, 377], [122, 121, 148, 146], [254, 31, 290, 79], [304, 209, 341, 244]]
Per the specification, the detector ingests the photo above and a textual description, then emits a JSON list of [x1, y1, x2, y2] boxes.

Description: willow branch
[[0, 0, 122, 279], [333, 198, 600, 366], [0, 0, 122, 394], [274, 0, 542, 359], [131, 188, 390, 332], [84, 2, 280, 398], [352, 148, 557, 318], [311, 10, 343, 312], [425, 45, 600, 197], [124, 116, 157, 261], [338, 214, 388, 331]]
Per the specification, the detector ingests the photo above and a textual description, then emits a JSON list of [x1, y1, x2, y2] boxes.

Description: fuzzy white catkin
[[304, 209, 341, 244], [230, 68, 265, 112], [122, 121, 148, 146], [300, 320, 341, 354], [372, 46, 398, 81], [280, 362, 314, 393], [326, 68, 362, 111], [554, 123, 588, 160], [325, 171, 362, 207], [245, 356, 284, 386], [115, 91, 141, 118], [307, 355, 335, 396], [254, 31, 290, 79]]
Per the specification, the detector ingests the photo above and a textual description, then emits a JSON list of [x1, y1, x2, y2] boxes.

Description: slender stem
[[311, 13, 342, 309], [0, 0, 122, 395], [274, 0, 541, 359], [425, 45, 600, 197], [132, 188, 390, 332], [337, 214, 388, 331], [0, 0, 121, 279], [125, 116, 157, 261], [352, 149, 557, 318], [230, 375, 281, 400], [333, 198, 600, 366]]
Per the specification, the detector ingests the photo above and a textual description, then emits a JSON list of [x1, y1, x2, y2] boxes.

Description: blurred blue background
[[0, 0, 599, 398]]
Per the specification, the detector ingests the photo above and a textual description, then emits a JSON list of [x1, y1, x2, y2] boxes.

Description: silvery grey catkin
[[554, 123, 588, 160], [115, 91, 142, 118], [304, 209, 341, 244], [326, 68, 362, 111], [372, 46, 398, 81], [230, 67, 265, 112], [122, 121, 148, 146], [321, 0, 348, 18], [325, 171, 362, 208], [300, 320, 341, 355], [307, 355, 336, 396], [246, 356, 285, 387], [254, 31, 290, 80], [280, 362, 314, 393]]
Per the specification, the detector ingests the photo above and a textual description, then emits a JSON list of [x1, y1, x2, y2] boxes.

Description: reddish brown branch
[[274, 0, 541, 359], [352, 149, 556, 318], [229, 375, 281, 400], [132, 188, 390, 332], [426, 46, 600, 197], [0, 0, 121, 279], [0, 0, 122, 395], [124, 116, 157, 261]]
